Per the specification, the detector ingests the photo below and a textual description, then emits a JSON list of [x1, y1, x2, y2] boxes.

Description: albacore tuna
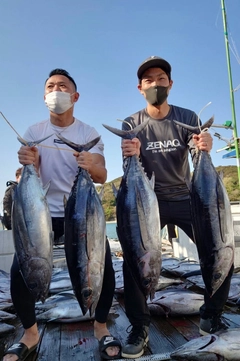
[[56, 134, 106, 316], [12, 135, 54, 303], [103, 120, 161, 300], [171, 328, 240, 360], [173, 117, 234, 297]]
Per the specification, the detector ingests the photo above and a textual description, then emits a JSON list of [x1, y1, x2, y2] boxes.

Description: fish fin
[[47, 317, 58, 323], [17, 134, 54, 147], [56, 134, 101, 153], [89, 302, 97, 318], [184, 177, 192, 193], [97, 186, 104, 201], [103, 124, 130, 139], [149, 172, 155, 189], [43, 181, 51, 196], [112, 182, 118, 198], [159, 304, 171, 317], [103, 118, 149, 140], [218, 170, 224, 180], [63, 195, 68, 208], [149, 289, 156, 301]]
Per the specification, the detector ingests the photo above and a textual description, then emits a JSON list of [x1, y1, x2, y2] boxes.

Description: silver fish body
[[191, 150, 234, 296], [0, 323, 15, 336], [12, 164, 53, 302], [147, 289, 204, 316], [36, 293, 94, 323], [64, 168, 106, 316], [55, 135, 106, 316], [173, 117, 234, 297], [0, 310, 17, 321], [103, 121, 161, 300], [116, 155, 161, 299], [171, 329, 240, 360]]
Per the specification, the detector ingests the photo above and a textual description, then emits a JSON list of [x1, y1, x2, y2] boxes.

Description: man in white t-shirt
[[3, 69, 121, 361]]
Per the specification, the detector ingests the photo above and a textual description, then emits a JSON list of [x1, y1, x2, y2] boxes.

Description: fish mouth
[[82, 287, 93, 300], [20, 258, 52, 302], [79, 287, 95, 315]]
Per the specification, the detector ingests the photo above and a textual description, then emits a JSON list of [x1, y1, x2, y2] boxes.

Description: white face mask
[[45, 91, 75, 114]]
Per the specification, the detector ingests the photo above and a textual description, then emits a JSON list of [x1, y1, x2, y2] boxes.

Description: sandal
[[3, 342, 38, 360], [99, 335, 121, 360]]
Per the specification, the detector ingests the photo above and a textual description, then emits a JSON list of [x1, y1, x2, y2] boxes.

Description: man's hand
[[121, 138, 141, 157], [74, 151, 94, 172], [18, 146, 39, 166], [73, 152, 107, 184], [193, 132, 213, 152]]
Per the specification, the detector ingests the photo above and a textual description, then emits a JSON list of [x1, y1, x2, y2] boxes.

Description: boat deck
[[1, 297, 240, 360], [1, 241, 240, 361]]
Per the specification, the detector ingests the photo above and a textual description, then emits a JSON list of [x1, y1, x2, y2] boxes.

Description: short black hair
[[45, 69, 77, 90]]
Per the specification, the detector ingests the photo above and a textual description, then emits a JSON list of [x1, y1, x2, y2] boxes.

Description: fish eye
[[142, 278, 151, 287], [214, 273, 222, 280], [82, 288, 92, 298]]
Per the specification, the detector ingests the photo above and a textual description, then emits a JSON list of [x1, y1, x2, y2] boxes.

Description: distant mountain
[[97, 177, 121, 221], [98, 166, 240, 221]]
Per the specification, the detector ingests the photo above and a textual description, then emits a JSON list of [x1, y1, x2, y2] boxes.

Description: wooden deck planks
[[1, 300, 240, 360], [1, 243, 240, 360]]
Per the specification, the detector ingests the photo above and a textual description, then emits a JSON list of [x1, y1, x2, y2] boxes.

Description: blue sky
[[0, 0, 239, 208]]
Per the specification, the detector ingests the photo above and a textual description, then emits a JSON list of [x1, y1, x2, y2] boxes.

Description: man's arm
[[88, 153, 107, 184]]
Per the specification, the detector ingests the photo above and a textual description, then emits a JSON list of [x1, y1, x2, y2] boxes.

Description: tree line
[[97, 166, 240, 222]]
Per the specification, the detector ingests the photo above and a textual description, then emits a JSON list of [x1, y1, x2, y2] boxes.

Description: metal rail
[[115, 352, 172, 361]]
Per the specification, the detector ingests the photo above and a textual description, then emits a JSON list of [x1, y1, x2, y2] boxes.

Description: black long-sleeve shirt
[[123, 105, 199, 201]]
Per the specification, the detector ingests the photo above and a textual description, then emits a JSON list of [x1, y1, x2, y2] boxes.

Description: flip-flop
[[98, 335, 121, 360], [3, 342, 38, 360]]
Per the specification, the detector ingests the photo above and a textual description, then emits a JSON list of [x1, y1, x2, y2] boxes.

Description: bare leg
[[94, 320, 120, 357], [3, 323, 39, 361]]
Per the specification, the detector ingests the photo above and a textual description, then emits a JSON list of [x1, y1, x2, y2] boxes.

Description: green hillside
[[97, 166, 240, 221], [97, 177, 122, 221], [216, 165, 240, 201]]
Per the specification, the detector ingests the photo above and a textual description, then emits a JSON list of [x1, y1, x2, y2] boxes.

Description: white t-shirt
[[23, 118, 104, 217]]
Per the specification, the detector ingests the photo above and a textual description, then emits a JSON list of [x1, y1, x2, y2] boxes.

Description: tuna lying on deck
[[36, 291, 94, 323], [171, 329, 240, 360], [147, 289, 204, 317]]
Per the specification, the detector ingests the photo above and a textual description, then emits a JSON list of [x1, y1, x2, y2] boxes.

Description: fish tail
[[56, 134, 101, 153], [173, 116, 214, 134], [103, 118, 149, 140], [17, 134, 54, 147]]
